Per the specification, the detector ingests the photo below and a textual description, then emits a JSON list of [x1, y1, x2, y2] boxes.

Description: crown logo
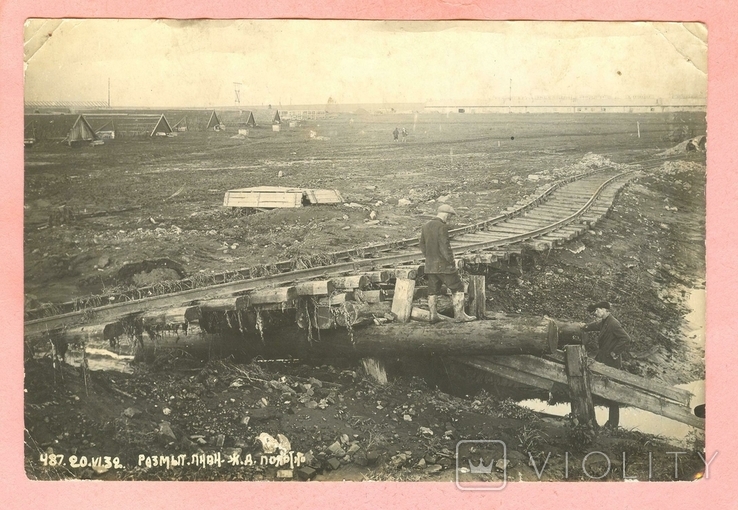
[[468, 457, 494, 474]]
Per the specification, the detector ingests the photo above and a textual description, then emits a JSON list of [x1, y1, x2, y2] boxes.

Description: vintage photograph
[[23, 19, 707, 482]]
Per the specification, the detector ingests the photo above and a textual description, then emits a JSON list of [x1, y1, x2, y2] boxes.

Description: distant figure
[[401, 127, 408, 142], [419, 204, 476, 323], [393, 127, 399, 141], [580, 301, 631, 429]]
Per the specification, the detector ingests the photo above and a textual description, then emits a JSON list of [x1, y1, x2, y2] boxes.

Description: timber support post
[[468, 275, 486, 320], [391, 278, 415, 322], [564, 345, 597, 429]]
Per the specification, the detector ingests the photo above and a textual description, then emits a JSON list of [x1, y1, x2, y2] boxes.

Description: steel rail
[[24, 169, 635, 337]]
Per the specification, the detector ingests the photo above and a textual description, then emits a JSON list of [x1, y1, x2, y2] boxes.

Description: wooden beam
[[467, 353, 702, 429], [56, 322, 125, 344], [468, 275, 486, 320], [456, 357, 555, 391], [589, 374, 704, 429], [199, 296, 250, 312], [328, 316, 558, 356], [546, 352, 692, 406], [248, 286, 297, 305], [364, 270, 391, 283], [391, 278, 415, 322], [330, 275, 370, 290], [390, 267, 418, 280], [564, 345, 597, 429], [355, 290, 386, 303], [295, 280, 334, 296], [141, 306, 201, 327]]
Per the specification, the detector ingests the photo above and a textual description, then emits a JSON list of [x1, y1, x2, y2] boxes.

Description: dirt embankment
[[25, 155, 707, 482]]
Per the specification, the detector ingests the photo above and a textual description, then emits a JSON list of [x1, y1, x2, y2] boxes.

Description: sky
[[23, 20, 707, 107]]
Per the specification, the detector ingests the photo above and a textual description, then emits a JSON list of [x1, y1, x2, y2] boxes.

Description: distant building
[[24, 114, 97, 146], [424, 97, 705, 114]]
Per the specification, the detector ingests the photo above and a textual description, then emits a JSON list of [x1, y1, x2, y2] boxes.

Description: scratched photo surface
[[23, 20, 707, 482]]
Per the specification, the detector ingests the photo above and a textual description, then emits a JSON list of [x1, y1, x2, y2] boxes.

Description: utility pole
[[233, 82, 242, 107], [108, 78, 111, 108], [509, 78, 512, 113]]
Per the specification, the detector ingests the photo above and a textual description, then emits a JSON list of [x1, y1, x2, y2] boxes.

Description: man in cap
[[419, 204, 476, 323], [581, 301, 631, 429]]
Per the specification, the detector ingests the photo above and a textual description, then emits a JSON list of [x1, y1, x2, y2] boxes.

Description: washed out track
[[24, 160, 658, 340]]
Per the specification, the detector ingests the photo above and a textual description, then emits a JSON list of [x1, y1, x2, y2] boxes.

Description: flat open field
[[24, 112, 708, 481], [24, 112, 705, 305]]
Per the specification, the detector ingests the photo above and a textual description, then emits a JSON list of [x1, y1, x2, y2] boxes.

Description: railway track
[[24, 160, 655, 340]]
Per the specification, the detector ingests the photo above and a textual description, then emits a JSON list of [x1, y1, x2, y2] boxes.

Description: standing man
[[419, 204, 476, 323], [393, 127, 400, 141], [581, 301, 631, 429]]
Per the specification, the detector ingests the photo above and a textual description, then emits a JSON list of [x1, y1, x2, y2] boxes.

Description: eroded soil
[[24, 113, 707, 481]]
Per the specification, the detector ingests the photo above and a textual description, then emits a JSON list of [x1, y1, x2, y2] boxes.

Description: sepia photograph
[[22, 19, 708, 483]]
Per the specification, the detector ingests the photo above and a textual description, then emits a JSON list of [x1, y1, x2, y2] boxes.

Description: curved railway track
[[24, 159, 665, 339]]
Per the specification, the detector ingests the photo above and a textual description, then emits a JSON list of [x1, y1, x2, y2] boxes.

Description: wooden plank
[[565, 345, 597, 428], [390, 267, 418, 280], [141, 306, 201, 327], [248, 286, 297, 305], [199, 296, 250, 312], [589, 375, 704, 429], [475, 353, 702, 429], [468, 275, 486, 320], [317, 293, 350, 306], [364, 270, 391, 283], [461, 253, 501, 265], [391, 278, 415, 323], [310, 189, 344, 204], [476, 354, 567, 383], [57, 322, 125, 344], [355, 289, 386, 303], [546, 352, 692, 406], [330, 275, 370, 290], [457, 357, 555, 391], [410, 308, 432, 322], [295, 280, 334, 296], [224, 191, 303, 208]]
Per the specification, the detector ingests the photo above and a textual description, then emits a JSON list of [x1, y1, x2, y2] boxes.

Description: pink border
[[2, 1, 735, 508]]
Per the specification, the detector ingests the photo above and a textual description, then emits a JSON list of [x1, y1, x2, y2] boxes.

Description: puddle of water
[[64, 345, 135, 374], [520, 379, 704, 445], [521, 287, 705, 446]]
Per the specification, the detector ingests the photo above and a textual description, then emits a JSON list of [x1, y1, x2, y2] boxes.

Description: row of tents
[[24, 109, 283, 146]]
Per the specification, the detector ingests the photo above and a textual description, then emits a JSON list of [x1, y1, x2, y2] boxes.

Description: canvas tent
[[24, 114, 97, 145], [253, 109, 282, 126], [85, 114, 173, 138], [219, 110, 256, 129], [166, 110, 222, 131]]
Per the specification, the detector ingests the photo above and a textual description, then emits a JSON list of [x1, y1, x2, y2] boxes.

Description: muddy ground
[[24, 112, 707, 481]]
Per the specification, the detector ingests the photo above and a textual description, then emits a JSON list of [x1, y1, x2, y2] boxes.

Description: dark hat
[[587, 301, 611, 312]]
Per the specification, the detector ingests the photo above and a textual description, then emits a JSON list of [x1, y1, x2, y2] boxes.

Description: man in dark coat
[[582, 300, 631, 428], [419, 204, 475, 323]]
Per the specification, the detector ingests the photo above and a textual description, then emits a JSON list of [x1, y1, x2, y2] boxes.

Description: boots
[[452, 292, 476, 322], [428, 295, 451, 323]]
